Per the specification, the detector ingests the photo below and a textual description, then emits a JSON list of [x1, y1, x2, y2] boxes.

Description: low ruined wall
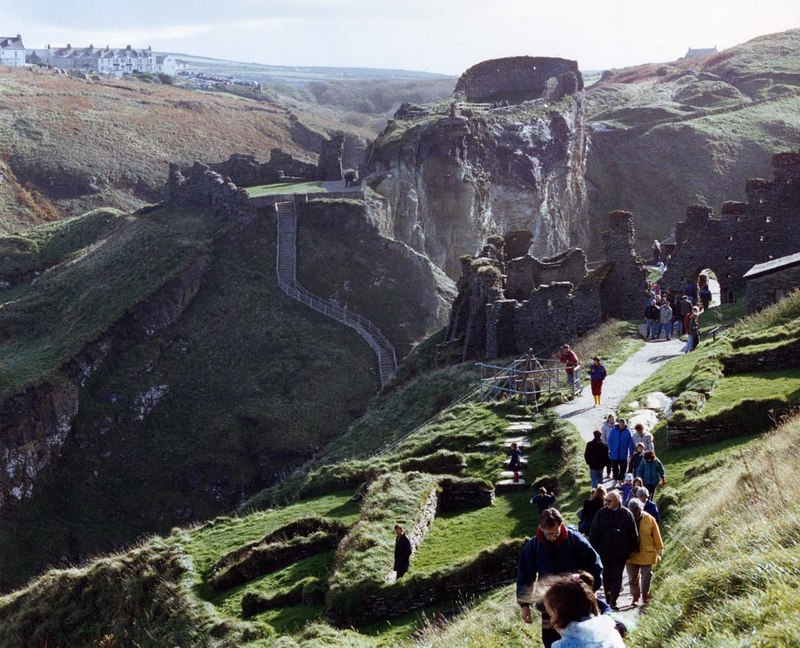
[[331, 538, 524, 627], [437, 477, 496, 511], [505, 250, 588, 300], [723, 339, 800, 373]]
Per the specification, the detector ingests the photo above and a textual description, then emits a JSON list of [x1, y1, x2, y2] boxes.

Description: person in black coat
[[393, 524, 412, 578], [589, 490, 639, 609], [584, 429, 609, 489]]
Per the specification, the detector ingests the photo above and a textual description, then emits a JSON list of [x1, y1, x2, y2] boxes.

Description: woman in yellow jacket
[[626, 497, 664, 606]]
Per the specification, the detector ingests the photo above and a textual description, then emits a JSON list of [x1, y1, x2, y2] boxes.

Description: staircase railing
[[275, 200, 397, 385]]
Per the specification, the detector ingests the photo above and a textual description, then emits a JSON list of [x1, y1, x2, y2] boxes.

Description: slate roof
[[0, 36, 25, 50], [743, 251, 800, 280]]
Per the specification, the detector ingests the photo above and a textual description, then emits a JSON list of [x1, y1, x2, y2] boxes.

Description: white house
[[156, 54, 177, 76], [45, 43, 157, 77], [0, 35, 26, 67]]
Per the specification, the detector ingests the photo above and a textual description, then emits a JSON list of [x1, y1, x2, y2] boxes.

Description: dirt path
[[553, 335, 684, 631], [554, 336, 684, 443]]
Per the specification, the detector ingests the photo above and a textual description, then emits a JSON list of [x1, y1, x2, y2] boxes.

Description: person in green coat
[[636, 451, 666, 499]]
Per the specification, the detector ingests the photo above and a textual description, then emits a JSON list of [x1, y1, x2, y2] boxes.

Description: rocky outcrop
[[367, 57, 590, 279], [0, 255, 209, 510], [316, 134, 344, 181]]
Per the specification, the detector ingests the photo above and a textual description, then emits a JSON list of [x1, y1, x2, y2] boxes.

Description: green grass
[[702, 370, 800, 417], [245, 181, 325, 197], [183, 492, 360, 583], [0, 205, 222, 399]]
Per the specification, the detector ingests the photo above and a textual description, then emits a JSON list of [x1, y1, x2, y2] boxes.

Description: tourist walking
[[584, 430, 609, 489], [645, 299, 660, 341], [559, 344, 580, 395], [517, 508, 603, 648], [636, 451, 666, 499], [631, 423, 655, 453], [659, 299, 673, 340], [627, 443, 646, 479], [588, 357, 607, 407], [678, 294, 693, 335], [600, 414, 616, 478], [578, 486, 606, 535], [392, 524, 412, 578], [637, 487, 661, 524], [607, 418, 634, 483], [540, 573, 625, 648], [531, 487, 556, 514], [509, 442, 523, 483], [626, 498, 664, 606], [589, 491, 639, 610]]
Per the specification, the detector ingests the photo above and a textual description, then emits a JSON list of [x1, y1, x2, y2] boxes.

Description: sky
[[2, 1, 799, 75]]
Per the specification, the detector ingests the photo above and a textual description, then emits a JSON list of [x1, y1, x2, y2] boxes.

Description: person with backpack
[[517, 508, 603, 647]]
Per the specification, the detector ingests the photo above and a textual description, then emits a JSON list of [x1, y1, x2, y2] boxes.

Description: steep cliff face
[[367, 58, 589, 279]]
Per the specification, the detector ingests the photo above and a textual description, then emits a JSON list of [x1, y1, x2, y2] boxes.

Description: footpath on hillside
[[553, 335, 684, 632]]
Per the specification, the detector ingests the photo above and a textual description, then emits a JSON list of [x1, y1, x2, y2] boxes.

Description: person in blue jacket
[[607, 418, 635, 484], [517, 508, 604, 648]]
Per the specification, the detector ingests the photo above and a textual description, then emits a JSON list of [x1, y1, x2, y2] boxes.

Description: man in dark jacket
[[584, 430, 609, 489], [517, 508, 603, 647], [392, 524, 412, 578], [589, 490, 639, 609]]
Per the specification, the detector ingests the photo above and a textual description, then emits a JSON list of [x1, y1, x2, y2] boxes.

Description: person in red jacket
[[559, 344, 580, 396]]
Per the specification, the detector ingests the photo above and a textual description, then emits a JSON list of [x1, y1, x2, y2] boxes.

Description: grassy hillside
[[0, 201, 394, 591], [0, 66, 372, 232], [585, 28, 800, 249]]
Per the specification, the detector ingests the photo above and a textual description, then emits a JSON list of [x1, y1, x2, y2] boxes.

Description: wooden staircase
[[275, 200, 397, 386]]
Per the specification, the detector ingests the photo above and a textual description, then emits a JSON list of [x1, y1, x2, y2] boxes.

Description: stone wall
[[316, 134, 344, 181], [167, 162, 251, 218], [454, 56, 583, 104], [437, 477, 496, 511], [746, 264, 800, 312], [447, 212, 646, 360], [505, 249, 588, 300], [202, 150, 318, 187], [663, 152, 800, 302]]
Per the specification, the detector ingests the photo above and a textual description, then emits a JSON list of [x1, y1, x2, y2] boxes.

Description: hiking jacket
[[659, 304, 673, 323], [628, 511, 663, 566], [552, 614, 625, 648], [637, 457, 665, 485], [393, 534, 412, 573], [516, 525, 603, 605], [584, 439, 609, 470], [607, 426, 634, 461], [589, 505, 639, 563], [627, 451, 644, 476], [644, 500, 661, 524], [588, 363, 607, 383]]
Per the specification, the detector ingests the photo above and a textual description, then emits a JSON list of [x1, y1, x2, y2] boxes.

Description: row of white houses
[[1, 35, 186, 77]]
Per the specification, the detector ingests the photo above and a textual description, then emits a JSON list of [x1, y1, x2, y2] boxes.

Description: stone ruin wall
[[445, 212, 648, 360], [663, 152, 800, 302], [454, 56, 583, 103]]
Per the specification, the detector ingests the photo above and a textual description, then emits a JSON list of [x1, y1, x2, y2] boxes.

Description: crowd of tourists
[[643, 278, 712, 353], [517, 412, 667, 647]]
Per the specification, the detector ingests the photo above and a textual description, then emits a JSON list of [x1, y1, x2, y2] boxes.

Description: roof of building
[[743, 251, 800, 280], [0, 36, 25, 50], [684, 47, 718, 59]]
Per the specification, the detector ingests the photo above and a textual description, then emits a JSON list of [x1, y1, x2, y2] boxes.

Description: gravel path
[[553, 335, 684, 631], [554, 336, 684, 443]]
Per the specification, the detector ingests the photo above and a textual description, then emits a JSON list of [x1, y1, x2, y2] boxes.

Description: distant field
[[245, 181, 326, 197]]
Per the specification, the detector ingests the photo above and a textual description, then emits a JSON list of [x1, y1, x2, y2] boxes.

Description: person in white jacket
[[542, 572, 626, 648]]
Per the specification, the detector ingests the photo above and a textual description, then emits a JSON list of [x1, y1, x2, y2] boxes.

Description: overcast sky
[[2, 1, 798, 74]]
